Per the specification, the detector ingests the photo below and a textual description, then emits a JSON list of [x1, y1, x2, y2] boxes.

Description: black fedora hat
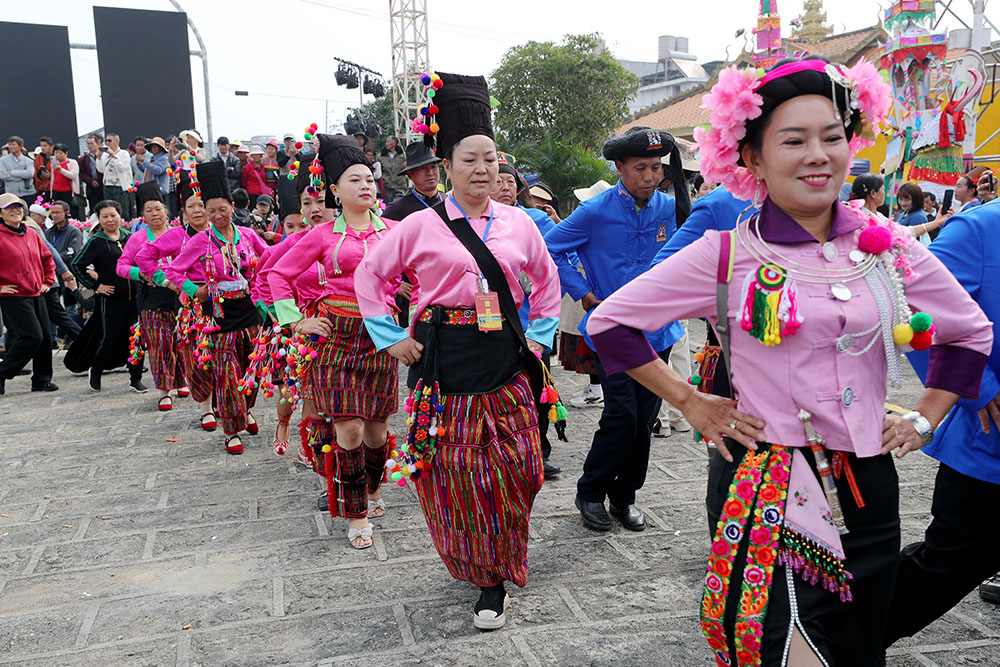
[[402, 141, 441, 173]]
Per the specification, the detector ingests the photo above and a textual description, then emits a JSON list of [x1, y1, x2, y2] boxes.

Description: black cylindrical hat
[[317, 133, 372, 208], [135, 181, 164, 213], [427, 72, 494, 159], [195, 160, 231, 203]]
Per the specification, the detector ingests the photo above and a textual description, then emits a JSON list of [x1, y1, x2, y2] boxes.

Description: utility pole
[[389, 0, 430, 143]]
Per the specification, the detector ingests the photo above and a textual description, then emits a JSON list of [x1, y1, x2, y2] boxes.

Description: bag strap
[[715, 230, 736, 396], [430, 201, 532, 352]]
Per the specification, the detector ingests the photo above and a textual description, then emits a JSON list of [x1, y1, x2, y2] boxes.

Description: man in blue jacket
[[884, 198, 1000, 647], [545, 127, 690, 532]]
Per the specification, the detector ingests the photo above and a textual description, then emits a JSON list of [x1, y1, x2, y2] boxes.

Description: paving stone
[[152, 517, 321, 557], [524, 624, 706, 666], [2, 639, 177, 667], [33, 534, 148, 574], [0, 606, 87, 660], [406, 588, 575, 641], [88, 578, 274, 643]]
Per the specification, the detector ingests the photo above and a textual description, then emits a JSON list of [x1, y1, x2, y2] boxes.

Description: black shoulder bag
[[430, 201, 545, 404]]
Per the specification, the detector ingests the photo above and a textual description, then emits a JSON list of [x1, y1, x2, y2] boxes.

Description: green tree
[[355, 95, 394, 142], [491, 33, 639, 150], [511, 134, 618, 217]]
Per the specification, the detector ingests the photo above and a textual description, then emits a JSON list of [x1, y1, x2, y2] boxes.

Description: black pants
[[884, 462, 1000, 646], [45, 288, 81, 340], [86, 186, 103, 216], [94, 295, 140, 378], [706, 441, 900, 666], [51, 190, 82, 221], [577, 348, 670, 507], [104, 186, 135, 221], [0, 295, 52, 385]]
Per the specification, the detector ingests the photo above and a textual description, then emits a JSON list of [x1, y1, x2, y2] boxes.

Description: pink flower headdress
[[695, 59, 891, 202]]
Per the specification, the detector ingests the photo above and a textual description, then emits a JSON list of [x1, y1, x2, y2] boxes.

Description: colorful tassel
[[740, 263, 803, 346]]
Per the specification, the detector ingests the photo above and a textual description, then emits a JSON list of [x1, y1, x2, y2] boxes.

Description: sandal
[[225, 435, 244, 455], [201, 413, 218, 431], [244, 412, 259, 435], [158, 396, 173, 411], [347, 523, 373, 550], [176, 386, 191, 398], [368, 497, 386, 518], [272, 414, 292, 456]]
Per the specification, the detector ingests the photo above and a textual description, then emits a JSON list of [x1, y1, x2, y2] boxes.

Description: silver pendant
[[831, 283, 852, 301], [822, 242, 838, 262], [836, 334, 854, 353], [849, 250, 865, 264]]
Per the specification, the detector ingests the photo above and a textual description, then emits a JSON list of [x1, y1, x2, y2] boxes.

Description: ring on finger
[[729, 420, 738, 430]]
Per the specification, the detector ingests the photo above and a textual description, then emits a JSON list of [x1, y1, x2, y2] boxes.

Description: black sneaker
[[980, 573, 1000, 604], [473, 584, 510, 630], [316, 493, 329, 512], [130, 378, 149, 394], [89, 367, 101, 392]]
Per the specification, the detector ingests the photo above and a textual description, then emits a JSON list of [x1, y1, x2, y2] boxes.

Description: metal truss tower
[[389, 0, 430, 143]]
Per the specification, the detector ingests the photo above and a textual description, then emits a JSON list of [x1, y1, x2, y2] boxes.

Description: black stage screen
[[0, 22, 79, 156], [93, 7, 195, 143]]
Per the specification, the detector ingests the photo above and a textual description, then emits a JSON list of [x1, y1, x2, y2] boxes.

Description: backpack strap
[[715, 230, 736, 395]]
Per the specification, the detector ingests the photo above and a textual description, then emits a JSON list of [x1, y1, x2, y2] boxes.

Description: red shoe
[[272, 414, 291, 456], [176, 387, 191, 398], [201, 413, 218, 431], [244, 412, 259, 435], [225, 435, 244, 455], [158, 396, 173, 411]]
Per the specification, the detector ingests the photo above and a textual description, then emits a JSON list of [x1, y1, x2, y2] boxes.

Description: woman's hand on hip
[[387, 337, 423, 366], [294, 317, 332, 338], [95, 284, 115, 296], [677, 391, 766, 462]]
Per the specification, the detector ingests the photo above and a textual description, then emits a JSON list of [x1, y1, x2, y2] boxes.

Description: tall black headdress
[[417, 72, 494, 160], [135, 180, 163, 213], [195, 160, 231, 203], [317, 133, 372, 208]]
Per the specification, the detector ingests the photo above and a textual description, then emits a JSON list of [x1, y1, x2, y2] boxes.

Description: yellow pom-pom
[[321, 444, 332, 453], [892, 324, 914, 346]]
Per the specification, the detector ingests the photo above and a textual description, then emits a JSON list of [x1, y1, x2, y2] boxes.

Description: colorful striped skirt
[[139, 309, 185, 391], [308, 297, 398, 423], [414, 371, 543, 587]]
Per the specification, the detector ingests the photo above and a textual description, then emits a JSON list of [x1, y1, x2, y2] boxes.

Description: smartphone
[[942, 189, 954, 212], [99, 146, 108, 152]]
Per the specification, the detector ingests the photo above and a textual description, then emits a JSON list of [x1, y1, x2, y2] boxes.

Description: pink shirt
[[268, 213, 398, 324], [163, 225, 267, 295], [116, 227, 164, 281], [355, 197, 561, 349], [252, 231, 323, 308], [135, 225, 199, 285], [587, 200, 992, 457]]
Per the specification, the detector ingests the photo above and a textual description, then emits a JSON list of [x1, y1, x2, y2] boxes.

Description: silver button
[[842, 387, 854, 407], [836, 334, 853, 353], [822, 242, 838, 262], [849, 250, 865, 264], [831, 283, 852, 301]]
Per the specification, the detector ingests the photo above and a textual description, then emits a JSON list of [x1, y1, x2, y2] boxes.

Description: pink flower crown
[[694, 59, 891, 202]]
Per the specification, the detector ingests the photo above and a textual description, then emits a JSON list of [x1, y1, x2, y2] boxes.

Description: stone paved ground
[[1, 345, 998, 667]]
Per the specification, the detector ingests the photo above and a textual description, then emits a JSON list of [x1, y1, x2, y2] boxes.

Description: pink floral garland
[[694, 59, 891, 202]]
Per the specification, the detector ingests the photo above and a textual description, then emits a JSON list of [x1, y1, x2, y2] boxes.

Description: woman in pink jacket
[[163, 161, 268, 454], [268, 135, 399, 550], [586, 56, 993, 666]]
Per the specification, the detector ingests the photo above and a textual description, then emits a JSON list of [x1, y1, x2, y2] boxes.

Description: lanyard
[[413, 191, 437, 209], [448, 195, 494, 291]]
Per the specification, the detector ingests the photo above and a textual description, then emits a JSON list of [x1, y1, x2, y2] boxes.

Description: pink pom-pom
[[857, 226, 892, 255]]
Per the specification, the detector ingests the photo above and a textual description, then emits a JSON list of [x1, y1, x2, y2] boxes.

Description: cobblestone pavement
[[1, 346, 998, 667]]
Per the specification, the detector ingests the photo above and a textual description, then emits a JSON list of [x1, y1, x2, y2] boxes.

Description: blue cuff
[[526, 316, 559, 349], [364, 314, 408, 351]]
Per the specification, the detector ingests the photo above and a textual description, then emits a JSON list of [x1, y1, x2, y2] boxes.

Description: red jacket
[[241, 160, 267, 196], [0, 221, 56, 297]]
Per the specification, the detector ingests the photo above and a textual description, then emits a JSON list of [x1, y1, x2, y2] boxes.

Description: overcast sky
[[4, 0, 984, 143]]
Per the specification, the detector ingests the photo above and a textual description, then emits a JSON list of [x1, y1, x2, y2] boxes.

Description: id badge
[[656, 223, 667, 243], [474, 292, 503, 332]]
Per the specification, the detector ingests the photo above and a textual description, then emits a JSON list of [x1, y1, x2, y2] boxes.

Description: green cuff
[[274, 298, 304, 326], [129, 266, 140, 281], [181, 280, 199, 298], [152, 269, 166, 286], [255, 299, 271, 322]]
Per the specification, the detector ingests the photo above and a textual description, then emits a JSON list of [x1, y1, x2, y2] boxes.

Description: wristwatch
[[902, 411, 935, 447]]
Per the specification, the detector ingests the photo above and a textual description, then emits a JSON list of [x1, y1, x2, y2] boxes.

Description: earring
[[752, 177, 763, 208]]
